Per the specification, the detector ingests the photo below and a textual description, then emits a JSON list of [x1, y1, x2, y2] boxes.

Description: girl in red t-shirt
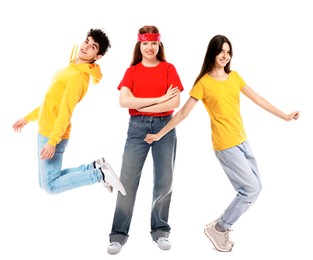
[[107, 25, 184, 254]]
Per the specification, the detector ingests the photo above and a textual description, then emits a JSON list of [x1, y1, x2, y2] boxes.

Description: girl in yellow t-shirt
[[144, 34, 300, 252]]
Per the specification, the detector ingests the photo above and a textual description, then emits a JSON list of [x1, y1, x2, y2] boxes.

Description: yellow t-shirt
[[25, 51, 102, 147], [189, 71, 247, 151]]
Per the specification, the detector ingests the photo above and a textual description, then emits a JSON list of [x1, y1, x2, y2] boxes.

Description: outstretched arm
[[241, 86, 300, 121], [144, 96, 199, 144], [12, 117, 56, 159], [13, 106, 40, 132]]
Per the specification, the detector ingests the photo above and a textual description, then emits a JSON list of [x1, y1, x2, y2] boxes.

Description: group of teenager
[[12, 25, 300, 254]]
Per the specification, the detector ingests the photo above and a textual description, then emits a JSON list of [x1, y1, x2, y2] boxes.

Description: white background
[[1, 0, 312, 259]]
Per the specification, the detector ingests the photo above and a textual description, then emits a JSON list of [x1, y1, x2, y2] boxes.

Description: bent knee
[[247, 185, 262, 202], [41, 183, 59, 194]]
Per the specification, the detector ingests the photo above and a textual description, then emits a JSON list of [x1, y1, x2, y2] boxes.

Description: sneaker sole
[[102, 162, 127, 196]]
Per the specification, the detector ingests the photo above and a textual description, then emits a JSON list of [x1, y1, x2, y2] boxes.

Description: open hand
[[12, 118, 28, 132]]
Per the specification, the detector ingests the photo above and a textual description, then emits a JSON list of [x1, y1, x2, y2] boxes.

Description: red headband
[[137, 33, 161, 42]]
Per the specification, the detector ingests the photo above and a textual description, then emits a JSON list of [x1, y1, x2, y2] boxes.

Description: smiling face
[[76, 36, 102, 64], [214, 42, 231, 69], [140, 41, 159, 62]]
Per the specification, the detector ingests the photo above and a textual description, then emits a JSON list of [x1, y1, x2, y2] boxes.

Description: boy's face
[[77, 36, 102, 63]]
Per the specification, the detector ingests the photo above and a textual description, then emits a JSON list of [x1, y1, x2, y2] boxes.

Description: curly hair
[[87, 28, 111, 56]]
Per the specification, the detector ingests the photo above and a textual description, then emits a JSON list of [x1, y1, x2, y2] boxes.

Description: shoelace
[[157, 237, 169, 243], [223, 229, 233, 245]]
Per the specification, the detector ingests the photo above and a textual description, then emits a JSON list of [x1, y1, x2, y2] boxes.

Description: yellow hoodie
[[25, 46, 102, 147]]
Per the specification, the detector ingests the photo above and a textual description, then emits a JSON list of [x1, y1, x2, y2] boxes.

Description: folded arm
[[119, 85, 179, 109]]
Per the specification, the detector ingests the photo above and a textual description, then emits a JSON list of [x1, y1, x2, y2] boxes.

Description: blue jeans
[[37, 133, 103, 194], [109, 115, 176, 244], [214, 141, 262, 229]]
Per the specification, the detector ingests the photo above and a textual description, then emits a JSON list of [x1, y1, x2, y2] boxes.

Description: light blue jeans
[[37, 133, 103, 194], [109, 115, 176, 244], [214, 141, 262, 229]]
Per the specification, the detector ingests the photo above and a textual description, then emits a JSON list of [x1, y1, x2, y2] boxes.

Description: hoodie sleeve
[[25, 106, 40, 122]]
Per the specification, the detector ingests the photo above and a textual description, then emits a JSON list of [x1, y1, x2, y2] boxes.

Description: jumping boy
[[12, 28, 126, 196]]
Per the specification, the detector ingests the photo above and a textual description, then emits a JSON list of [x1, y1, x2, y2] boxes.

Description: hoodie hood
[[69, 45, 102, 84]]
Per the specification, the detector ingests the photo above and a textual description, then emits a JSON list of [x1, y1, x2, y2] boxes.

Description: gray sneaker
[[204, 221, 233, 252], [99, 161, 127, 196], [206, 220, 234, 247], [107, 242, 122, 254], [156, 237, 171, 250]]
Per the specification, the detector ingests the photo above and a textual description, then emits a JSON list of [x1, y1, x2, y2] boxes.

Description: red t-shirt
[[118, 61, 184, 116]]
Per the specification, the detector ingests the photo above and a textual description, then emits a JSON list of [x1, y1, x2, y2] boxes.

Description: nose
[[147, 42, 154, 49], [83, 42, 93, 50], [221, 52, 229, 60]]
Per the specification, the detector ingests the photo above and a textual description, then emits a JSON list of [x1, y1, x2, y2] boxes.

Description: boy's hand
[[40, 144, 56, 159], [12, 118, 28, 132]]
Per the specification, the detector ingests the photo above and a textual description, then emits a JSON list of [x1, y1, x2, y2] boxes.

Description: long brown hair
[[194, 35, 233, 85], [130, 25, 166, 66]]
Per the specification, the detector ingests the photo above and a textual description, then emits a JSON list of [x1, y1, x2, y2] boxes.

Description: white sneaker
[[156, 237, 171, 250], [107, 242, 122, 254], [93, 158, 113, 193], [102, 181, 113, 193], [93, 157, 105, 168], [100, 161, 127, 196]]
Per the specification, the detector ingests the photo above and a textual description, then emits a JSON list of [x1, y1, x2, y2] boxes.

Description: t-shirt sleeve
[[189, 80, 205, 100], [117, 66, 134, 91], [167, 64, 184, 92]]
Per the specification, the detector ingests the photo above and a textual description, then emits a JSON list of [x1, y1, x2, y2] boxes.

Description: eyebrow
[[92, 43, 99, 49], [86, 37, 99, 49]]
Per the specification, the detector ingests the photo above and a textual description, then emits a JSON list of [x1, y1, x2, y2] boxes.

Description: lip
[[220, 59, 229, 64], [145, 52, 155, 56]]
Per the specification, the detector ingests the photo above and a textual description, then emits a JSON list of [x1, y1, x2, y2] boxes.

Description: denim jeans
[[37, 133, 103, 194], [109, 115, 176, 244], [214, 141, 262, 229]]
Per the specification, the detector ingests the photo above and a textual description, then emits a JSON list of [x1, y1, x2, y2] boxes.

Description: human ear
[[94, 54, 103, 61]]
